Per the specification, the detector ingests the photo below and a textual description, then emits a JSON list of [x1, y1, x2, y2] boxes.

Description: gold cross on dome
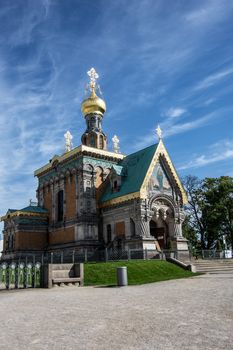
[[87, 68, 99, 93]]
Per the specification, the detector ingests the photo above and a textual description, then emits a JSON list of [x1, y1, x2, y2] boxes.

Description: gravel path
[[0, 274, 232, 350]]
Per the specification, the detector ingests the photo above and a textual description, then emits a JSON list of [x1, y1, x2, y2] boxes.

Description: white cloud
[[165, 107, 186, 118], [178, 139, 233, 170]]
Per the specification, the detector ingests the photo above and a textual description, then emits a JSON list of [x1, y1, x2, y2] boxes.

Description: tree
[[202, 176, 233, 249], [182, 175, 207, 249], [182, 175, 233, 250]]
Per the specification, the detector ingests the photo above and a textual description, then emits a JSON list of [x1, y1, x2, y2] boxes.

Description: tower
[[81, 68, 107, 150]]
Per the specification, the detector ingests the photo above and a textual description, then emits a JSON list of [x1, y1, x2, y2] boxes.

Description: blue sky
[[0, 0, 233, 230]]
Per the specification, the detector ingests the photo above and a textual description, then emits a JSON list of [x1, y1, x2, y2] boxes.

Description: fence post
[[84, 249, 88, 263], [128, 249, 131, 261], [24, 265, 28, 289], [61, 251, 63, 264], [51, 252, 53, 264], [15, 264, 19, 289], [72, 250, 75, 264], [105, 248, 108, 262], [33, 265, 36, 288], [6, 265, 9, 290]]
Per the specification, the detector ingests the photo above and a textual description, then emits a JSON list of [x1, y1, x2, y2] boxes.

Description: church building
[[1, 68, 188, 260]]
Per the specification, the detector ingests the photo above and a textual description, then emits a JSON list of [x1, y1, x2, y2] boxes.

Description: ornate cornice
[[1, 211, 48, 221], [99, 191, 140, 208], [34, 145, 125, 178]]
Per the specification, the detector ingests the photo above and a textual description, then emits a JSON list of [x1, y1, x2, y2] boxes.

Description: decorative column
[[135, 218, 150, 238]]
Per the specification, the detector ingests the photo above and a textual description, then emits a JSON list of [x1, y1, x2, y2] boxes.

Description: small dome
[[81, 91, 106, 117]]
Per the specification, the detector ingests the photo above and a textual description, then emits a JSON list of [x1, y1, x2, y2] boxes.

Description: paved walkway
[[0, 274, 232, 350]]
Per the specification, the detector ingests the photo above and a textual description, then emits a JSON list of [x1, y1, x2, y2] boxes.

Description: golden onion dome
[[81, 90, 106, 117]]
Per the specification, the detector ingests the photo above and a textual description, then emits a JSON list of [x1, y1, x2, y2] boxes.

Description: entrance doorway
[[149, 220, 166, 249]]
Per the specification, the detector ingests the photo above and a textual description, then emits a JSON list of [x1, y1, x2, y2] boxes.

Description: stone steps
[[182, 259, 233, 274]]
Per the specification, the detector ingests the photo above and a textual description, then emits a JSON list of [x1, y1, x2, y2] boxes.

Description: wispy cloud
[[163, 111, 215, 138], [178, 139, 233, 170], [194, 68, 233, 91], [130, 110, 217, 151], [184, 0, 233, 26]]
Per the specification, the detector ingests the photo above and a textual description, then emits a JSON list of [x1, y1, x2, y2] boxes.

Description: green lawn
[[84, 260, 195, 286]]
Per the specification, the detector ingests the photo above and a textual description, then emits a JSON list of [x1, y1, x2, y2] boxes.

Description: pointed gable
[[100, 144, 158, 205], [140, 140, 187, 204], [100, 140, 187, 207]]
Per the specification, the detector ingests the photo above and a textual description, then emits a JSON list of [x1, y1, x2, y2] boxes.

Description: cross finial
[[64, 130, 73, 152], [87, 67, 99, 94], [156, 125, 162, 140], [112, 135, 120, 153]]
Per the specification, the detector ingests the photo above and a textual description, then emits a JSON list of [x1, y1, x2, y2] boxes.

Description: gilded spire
[[81, 69, 108, 150], [156, 125, 162, 140], [112, 135, 120, 153], [64, 130, 73, 152], [81, 68, 106, 117], [87, 68, 99, 95]]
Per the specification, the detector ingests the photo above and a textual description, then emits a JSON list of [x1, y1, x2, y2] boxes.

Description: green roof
[[21, 206, 48, 214], [18, 217, 48, 225], [100, 143, 158, 203], [111, 164, 125, 176]]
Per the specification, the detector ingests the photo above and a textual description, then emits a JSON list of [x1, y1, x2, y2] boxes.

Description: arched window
[[90, 134, 95, 147], [83, 136, 87, 145], [130, 218, 136, 237], [99, 135, 104, 149], [57, 190, 64, 222]]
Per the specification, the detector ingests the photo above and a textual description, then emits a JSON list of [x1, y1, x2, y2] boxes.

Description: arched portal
[[149, 196, 175, 250]]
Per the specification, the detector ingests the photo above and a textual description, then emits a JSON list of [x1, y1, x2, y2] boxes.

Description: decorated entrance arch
[[148, 195, 185, 250]]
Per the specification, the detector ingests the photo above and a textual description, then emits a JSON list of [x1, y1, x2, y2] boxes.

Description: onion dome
[[81, 90, 106, 117]]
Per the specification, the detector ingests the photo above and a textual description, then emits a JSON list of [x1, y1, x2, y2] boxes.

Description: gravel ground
[[0, 273, 232, 350]]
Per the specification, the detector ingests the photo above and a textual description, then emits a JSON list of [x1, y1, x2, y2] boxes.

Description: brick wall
[[49, 226, 75, 245], [15, 231, 47, 250], [65, 177, 76, 220], [43, 187, 52, 222], [115, 221, 125, 236]]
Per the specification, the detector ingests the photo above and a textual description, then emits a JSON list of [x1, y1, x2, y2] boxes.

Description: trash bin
[[117, 266, 128, 286]]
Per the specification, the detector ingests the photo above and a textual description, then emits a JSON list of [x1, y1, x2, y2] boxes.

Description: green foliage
[[183, 175, 233, 250], [84, 260, 194, 286]]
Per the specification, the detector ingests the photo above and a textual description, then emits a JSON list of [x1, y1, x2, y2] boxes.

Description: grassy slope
[[84, 260, 195, 286]]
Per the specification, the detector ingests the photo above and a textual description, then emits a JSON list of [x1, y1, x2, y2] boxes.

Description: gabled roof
[[20, 206, 48, 214], [1, 205, 48, 221], [100, 144, 158, 204], [100, 140, 187, 207]]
